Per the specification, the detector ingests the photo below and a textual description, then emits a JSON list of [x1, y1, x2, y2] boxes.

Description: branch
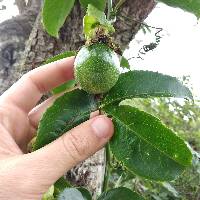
[[15, 0, 26, 13]]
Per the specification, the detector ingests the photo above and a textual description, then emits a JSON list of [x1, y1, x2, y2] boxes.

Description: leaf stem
[[103, 143, 111, 192], [107, 0, 113, 20]]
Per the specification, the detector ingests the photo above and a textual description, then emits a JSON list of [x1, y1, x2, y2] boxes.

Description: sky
[[0, 0, 18, 23], [0, 1, 200, 99]]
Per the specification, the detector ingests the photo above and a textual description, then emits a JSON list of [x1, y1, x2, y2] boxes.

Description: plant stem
[[118, 14, 163, 31], [114, 0, 126, 13], [107, 0, 113, 20], [114, 174, 123, 188], [102, 143, 111, 192]]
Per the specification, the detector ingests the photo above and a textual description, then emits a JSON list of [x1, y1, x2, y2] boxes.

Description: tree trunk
[[15, 0, 27, 14], [0, 0, 40, 94], [0, 0, 155, 198]]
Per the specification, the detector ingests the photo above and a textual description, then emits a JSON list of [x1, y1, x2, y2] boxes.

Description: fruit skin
[[74, 43, 120, 94]]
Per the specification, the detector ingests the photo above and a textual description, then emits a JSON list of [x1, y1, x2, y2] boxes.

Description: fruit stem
[[107, 0, 113, 20], [102, 143, 111, 192]]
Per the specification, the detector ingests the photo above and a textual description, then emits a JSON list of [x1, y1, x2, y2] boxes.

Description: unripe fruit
[[74, 43, 120, 94]]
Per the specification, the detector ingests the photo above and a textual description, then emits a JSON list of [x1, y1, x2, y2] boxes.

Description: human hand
[[0, 57, 114, 200]]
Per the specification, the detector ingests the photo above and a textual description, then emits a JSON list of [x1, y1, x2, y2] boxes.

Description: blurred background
[[0, 0, 200, 199]]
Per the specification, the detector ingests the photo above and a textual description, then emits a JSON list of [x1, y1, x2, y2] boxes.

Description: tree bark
[[0, 0, 155, 198], [15, 0, 27, 14], [0, 0, 40, 94], [20, 0, 156, 73]]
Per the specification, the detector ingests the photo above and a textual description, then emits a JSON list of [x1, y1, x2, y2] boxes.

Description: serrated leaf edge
[[101, 70, 193, 107], [104, 105, 192, 167]]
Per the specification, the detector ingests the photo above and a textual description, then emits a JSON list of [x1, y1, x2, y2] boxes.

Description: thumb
[[23, 115, 113, 187]]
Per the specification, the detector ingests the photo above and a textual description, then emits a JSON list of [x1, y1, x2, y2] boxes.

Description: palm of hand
[[0, 58, 75, 199]]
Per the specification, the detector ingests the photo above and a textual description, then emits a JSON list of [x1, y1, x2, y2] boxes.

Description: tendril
[[118, 14, 164, 60]]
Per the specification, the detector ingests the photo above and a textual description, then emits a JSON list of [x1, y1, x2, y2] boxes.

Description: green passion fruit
[[74, 43, 120, 94]]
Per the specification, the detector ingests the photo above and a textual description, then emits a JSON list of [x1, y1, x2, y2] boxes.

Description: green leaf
[[54, 177, 71, 196], [33, 89, 97, 150], [97, 187, 144, 200], [103, 104, 192, 181], [102, 71, 193, 107], [79, 0, 106, 11], [42, 186, 55, 200], [52, 80, 76, 95], [57, 187, 92, 200], [157, 0, 200, 18], [87, 4, 112, 27], [42, 0, 75, 37], [77, 188, 92, 200], [83, 4, 114, 38], [54, 179, 91, 199], [83, 15, 99, 37], [120, 56, 130, 69], [44, 51, 77, 65]]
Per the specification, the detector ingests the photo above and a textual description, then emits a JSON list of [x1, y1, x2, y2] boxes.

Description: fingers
[[0, 57, 74, 113], [22, 115, 114, 189], [28, 95, 58, 129]]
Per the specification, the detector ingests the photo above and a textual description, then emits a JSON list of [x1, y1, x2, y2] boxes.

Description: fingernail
[[91, 116, 111, 138]]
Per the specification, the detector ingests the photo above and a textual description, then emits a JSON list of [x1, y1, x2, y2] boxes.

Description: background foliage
[[109, 95, 200, 200]]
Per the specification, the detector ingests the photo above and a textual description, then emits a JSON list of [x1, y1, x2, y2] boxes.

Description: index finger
[[1, 57, 74, 113]]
